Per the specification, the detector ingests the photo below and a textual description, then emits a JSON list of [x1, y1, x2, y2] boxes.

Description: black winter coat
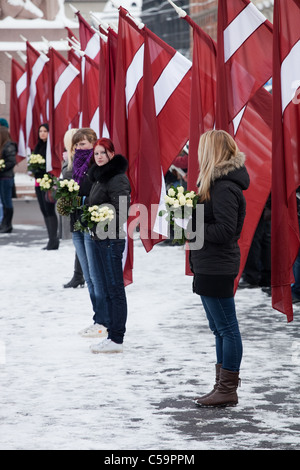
[[87, 155, 131, 239], [0, 141, 17, 179], [189, 152, 250, 278]]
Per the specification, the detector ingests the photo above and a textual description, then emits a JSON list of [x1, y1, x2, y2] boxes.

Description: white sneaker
[[90, 338, 123, 354], [78, 323, 107, 338]]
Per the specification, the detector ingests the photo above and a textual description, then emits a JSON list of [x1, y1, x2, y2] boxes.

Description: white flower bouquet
[[159, 185, 198, 244], [54, 179, 81, 216], [0, 159, 5, 171], [36, 173, 54, 191], [74, 204, 115, 234], [27, 154, 46, 176]]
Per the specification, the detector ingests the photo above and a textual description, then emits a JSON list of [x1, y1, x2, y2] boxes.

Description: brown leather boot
[[196, 368, 240, 407], [194, 364, 222, 405]]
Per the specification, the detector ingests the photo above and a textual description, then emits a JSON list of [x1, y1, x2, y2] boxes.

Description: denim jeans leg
[[201, 295, 243, 372], [0, 178, 14, 209], [292, 249, 300, 297], [201, 296, 223, 365], [95, 239, 127, 344], [72, 231, 97, 322], [84, 233, 110, 329]]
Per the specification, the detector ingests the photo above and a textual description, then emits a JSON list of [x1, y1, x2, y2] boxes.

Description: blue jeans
[[292, 249, 300, 298], [200, 296, 243, 372], [72, 231, 109, 327], [87, 237, 127, 344], [0, 178, 14, 209]]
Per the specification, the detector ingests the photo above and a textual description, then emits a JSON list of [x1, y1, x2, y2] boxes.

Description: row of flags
[[8, 0, 300, 322]]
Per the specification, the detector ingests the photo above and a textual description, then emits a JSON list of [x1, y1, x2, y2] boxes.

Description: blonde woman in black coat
[[190, 130, 250, 408]]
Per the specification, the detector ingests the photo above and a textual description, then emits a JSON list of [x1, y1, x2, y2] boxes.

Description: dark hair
[[72, 128, 98, 147], [33, 123, 49, 157], [94, 138, 115, 153], [39, 123, 49, 133], [0, 126, 12, 154]]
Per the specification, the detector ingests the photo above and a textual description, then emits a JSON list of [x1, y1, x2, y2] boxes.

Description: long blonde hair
[[64, 128, 78, 170], [197, 130, 240, 202]]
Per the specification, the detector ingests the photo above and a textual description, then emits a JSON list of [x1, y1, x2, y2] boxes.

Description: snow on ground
[[0, 226, 300, 450]]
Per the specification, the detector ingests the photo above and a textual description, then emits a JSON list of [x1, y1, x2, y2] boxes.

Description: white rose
[[179, 195, 186, 206], [168, 188, 176, 197], [177, 186, 184, 193]]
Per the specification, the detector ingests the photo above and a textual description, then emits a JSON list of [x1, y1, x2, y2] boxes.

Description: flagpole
[[69, 3, 79, 14], [167, 0, 187, 18]]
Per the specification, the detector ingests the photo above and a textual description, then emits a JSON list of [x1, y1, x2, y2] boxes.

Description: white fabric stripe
[[90, 107, 99, 137], [153, 169, 169, 238], [154, 52, 191, 116], [16, 72, 27, 98], [18, 129, 27, 158], [46, 133, 52, 172], [281, 40, 300, 114], [224, 3, 266, 62], [84, 34, 100, 60], [125, 44, 144, 116], [102, 121, 110, 138], [233, 106, 246, 135], [54, 63, 79, 109]]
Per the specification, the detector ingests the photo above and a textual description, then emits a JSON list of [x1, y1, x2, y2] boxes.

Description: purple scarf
[[72, 148, 94, 184]]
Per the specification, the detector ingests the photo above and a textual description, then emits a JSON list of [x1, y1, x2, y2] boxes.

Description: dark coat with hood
[[189, 152, 250, 295], [87, 154, 131, 239], [0, 141, 17, 179]]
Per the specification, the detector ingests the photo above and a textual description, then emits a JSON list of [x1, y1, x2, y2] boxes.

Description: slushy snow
[[0, 227, 300, 450]]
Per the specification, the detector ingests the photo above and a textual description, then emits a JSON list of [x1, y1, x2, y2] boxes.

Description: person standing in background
[[0, 126, 17, 233], [31, 123, 59, 250], [0, 118, 10, 226]]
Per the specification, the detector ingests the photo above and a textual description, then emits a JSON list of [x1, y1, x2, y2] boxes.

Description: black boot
[[0, 207, 13, 233], [44, 215, 59, 250], [64, 254, 85, 288]]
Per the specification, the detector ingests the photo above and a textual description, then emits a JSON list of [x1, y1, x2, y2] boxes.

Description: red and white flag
[[137, 28, 168, 251], [184, 15, 217, 193], [80, 54, 100, 135], [147, 27, 191, 175], [113, 8, 191, 250], [183, 7, 273, 284], [234, 87, 272, 288], [99, 26, 118, 139], [46, 48, 80, 176], [216, 0, 273, 133], [25, 42, 49, 151], [215, 0, 273, 289], [10, 58, 27, 161], [112, 7, 145, 201], [271, 0, 300, 322], [76, 11, 100, 63]]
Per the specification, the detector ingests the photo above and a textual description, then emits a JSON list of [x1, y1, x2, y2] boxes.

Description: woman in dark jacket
[[69, 128, 109, 339], [0, 126, 17, 233], [190, 130, 250, 408], [32, 123, 59, 250], [86, 138, 131, 354]]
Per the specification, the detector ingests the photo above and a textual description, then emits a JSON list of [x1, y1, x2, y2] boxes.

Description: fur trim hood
[[212, 152, 245, 180], [212, 152, 249, 191], [89, 154, 128, 183]]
